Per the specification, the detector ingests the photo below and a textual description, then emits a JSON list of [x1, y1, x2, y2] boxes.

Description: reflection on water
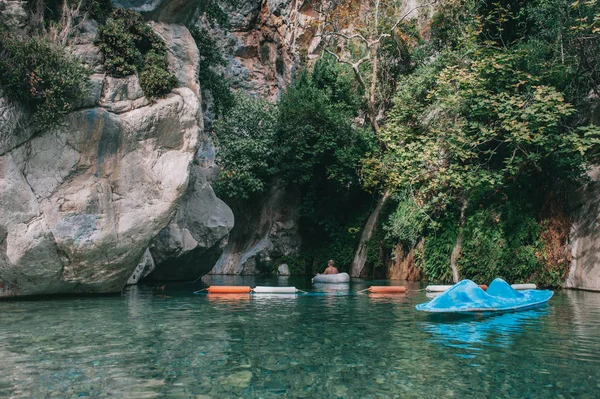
[[312, 282, 350, 294], [420, 308, 550, 354], [0, 277, 598, 398]]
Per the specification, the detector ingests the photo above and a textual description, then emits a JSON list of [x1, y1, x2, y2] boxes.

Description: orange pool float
[[207, 286, 252, 293], [368, 286, 407, 293]]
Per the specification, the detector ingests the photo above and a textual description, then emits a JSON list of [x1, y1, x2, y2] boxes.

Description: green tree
[[363, 0, 600, 284], [213, 93, 278, 200]]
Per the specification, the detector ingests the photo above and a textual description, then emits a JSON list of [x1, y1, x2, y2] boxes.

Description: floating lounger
[[425, 284, 502, 292], [313, 272, 350, 283], [207, 286, 252, 293], [368, 286, 406, 293], [252, 286, 298, 294], [511, 283, 537, 290]]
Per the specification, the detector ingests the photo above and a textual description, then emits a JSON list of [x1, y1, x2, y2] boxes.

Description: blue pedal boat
[[416, 278, 553, 313]]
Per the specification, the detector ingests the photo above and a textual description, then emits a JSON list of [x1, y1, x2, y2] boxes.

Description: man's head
[[328, 260, 335, 267]]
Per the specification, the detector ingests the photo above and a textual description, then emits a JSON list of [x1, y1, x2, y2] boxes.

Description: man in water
[[311, 260, 339, 283], [321, 260, 338, 274]]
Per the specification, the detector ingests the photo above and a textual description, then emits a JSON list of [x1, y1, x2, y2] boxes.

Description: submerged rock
[[278, 263, 290, 276], [126, 248, 156, 285]]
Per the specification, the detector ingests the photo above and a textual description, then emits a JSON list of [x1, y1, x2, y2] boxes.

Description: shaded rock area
[[567, 167, 600, 292], [209, 184, 301, 275], [147, 159, 234, 281], [126, 248, 155, 285], [0, 9, 233, 296], [112, 0, 202, 24], [387, 241, 423, 281]]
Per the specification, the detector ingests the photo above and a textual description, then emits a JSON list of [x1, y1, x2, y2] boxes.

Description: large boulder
[[0, 86, 200, 297], [0, 20, 223, 296], [147, 158, 234, 281]]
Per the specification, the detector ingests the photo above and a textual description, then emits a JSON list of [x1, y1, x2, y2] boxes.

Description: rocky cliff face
[[200, 0, 319, 274], [201, 0, 322, 101], [0, 6, 233, 296]]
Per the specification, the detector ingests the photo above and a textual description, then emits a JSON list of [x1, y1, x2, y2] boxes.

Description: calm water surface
[[0, 276, 599, 398]]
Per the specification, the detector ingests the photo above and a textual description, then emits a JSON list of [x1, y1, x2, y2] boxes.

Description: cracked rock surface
[[0, 18, 233, 296]]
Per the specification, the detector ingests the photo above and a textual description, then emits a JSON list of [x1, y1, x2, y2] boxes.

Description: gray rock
[[210, 183, 301, 275], [126, 248, 155, 285], [0, 93, 35, 156], [148, 154, 234, 281], [567, 167, 600, 291], [0, 87, 200, 297], [78, 74, 105, 109], [278, 263, 290, 276], [99, 75, 150, 114]]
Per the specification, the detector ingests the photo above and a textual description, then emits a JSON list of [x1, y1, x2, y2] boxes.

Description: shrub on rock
[[96, 8, 176, 99], [0, 32, 89, 128]]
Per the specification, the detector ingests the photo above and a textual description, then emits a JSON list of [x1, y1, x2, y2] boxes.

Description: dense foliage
[[96, 8, 176, 98], [0, 32, 89, 127], [190, 27, 234, 118], [213, 93, 278, 200], [213, 1, 600, 283], [362, 0, 600, 285], [214, 57, 376, 273]]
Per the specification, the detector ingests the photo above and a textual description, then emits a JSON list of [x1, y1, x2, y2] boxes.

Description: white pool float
[[313, 272, 350, 283], [252, 286, 298, 294], [426, 283, 537, 292]]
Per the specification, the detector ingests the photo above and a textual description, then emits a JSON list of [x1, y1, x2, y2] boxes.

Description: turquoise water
[[0, 276, 599, 398]]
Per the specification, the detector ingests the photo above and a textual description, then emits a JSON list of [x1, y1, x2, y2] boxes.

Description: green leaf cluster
[[189, 27, 234, 117], [365, 0, 600, 285], [213, 93, 278, 200], [96, 8, 176, 98], [0, 33, 89, 128]]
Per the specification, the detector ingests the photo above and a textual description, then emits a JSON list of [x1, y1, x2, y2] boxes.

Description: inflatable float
[[416, 278, 553, 313], [313, 272, 350, 283], [368, 286, 406, 293], [426, 283, 535, 292], [252, 286, 298, 294]]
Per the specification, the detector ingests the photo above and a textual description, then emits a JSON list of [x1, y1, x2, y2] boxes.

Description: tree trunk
[[350, 191, 390, 277], [449, 197, 468, 283]]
